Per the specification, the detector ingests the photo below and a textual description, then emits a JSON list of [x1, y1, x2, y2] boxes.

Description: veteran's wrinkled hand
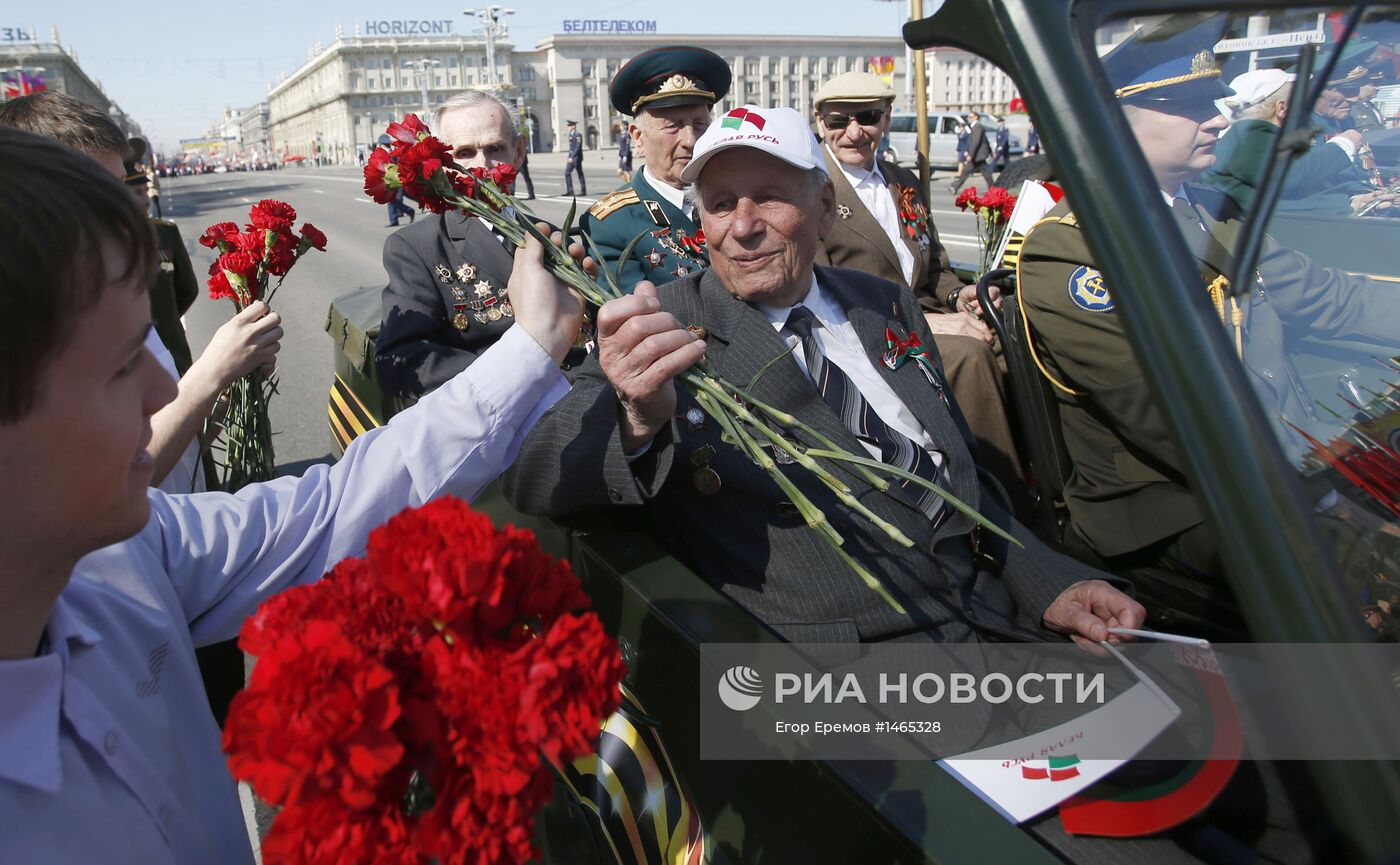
[[597, 281, 708, 453]]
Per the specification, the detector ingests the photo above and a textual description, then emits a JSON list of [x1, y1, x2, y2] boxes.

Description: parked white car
[[886, 111, 1023, 169]]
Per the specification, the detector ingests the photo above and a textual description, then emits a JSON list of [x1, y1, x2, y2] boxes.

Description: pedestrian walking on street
[[949, 110, 994, 193], [518, 148, 536, 199], [564, 119, 587, 196], [992, 117, 1011, 175], [617, 130, 633, 183], [386, 187, 416, 227]]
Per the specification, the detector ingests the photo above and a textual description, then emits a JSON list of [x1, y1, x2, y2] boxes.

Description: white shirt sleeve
[[1328, 135, 1358, 161], [145, 325, 570, 645]]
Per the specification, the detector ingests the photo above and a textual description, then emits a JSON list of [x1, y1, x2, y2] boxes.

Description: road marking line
[[314, 189, 325, 194]]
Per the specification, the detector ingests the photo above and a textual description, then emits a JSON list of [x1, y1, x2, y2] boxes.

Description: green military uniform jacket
[[1017, 189, 1400, 558], [581, 169, 708, 292], [150, 219, 198, 375]]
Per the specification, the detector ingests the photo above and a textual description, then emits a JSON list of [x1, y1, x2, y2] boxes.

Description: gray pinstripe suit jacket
[[502, 265, 1105, 643]]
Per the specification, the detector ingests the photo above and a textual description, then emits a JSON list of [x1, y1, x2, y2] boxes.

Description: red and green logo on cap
[[721, 108, 766, 131]]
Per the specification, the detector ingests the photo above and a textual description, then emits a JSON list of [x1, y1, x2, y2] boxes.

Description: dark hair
[[0, 90, 130, 158], [0, 127, 155, 421]]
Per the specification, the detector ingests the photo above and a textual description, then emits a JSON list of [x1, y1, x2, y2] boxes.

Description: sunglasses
[[821, 108, 886, 128]]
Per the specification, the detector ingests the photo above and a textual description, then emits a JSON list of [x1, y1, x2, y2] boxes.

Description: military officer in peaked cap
[[1018, 15, 1400, 635], [582, 45, 732, 293]]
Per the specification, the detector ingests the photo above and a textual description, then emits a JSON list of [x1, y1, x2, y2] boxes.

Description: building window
[[370, 96, 380, 106], [435, 76, 443, 87], [582, 64, 593, 78], [381, 58, 391, 69], [368, 79, 377, 90], [450, 74, 458, 86], [448, 56, 457, 67]]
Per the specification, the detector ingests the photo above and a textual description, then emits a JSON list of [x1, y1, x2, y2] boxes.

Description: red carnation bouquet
[[199, 201, 326, 488], [955, 185, 1018, 279], [223, 497, 625, 865]]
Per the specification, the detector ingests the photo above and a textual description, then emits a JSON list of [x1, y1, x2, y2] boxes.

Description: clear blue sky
[[33, 0, 923, 151]]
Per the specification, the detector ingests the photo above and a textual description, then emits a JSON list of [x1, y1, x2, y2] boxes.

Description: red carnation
[[364, 148, 398, 203], [249, 199, 297, 233], [487, 163, 518, 192], [954, 187, 979, 211], [198, 221, 240, 249], [385, 113, 431, 145], [218, 249, 260, 281], [299, 222, 328, 252], [207, 270, 235, 301], [223, 616, 404, 810]]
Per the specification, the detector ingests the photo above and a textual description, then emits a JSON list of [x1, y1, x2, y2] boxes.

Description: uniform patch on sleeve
[[587, 188, 640, 220], [1067, 266, 1114, 313]]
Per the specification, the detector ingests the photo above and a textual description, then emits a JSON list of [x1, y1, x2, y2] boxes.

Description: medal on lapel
[[689, 444, 721, 496], [435, 264, 454, 284], [882, 325, 947, 404], [452, 305, 470, 331]]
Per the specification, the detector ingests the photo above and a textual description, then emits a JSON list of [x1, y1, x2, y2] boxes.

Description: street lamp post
[[875, 0, 930, 197], [463, 6, 514, 93], [402, 58, 444, 119]]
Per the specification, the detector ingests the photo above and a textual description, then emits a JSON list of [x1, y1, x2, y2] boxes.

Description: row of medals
[[437, 262, 512, 331]]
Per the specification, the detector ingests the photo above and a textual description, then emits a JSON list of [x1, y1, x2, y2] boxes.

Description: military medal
[[453, 311, 471, 331], [686, 407, 706, 430], [474, 280, 494, 298], [456, 262, 478, 283], [435, 264, 454, 284], [645, 250, 665, 270], [837, 204, 853, 220], [689, 445, 721, 495], [686, 325, 708, 340], [693, 466, 722, 495], [673, 265, 690, 278]]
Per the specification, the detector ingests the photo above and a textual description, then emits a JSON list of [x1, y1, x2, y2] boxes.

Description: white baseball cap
[[1222, 68, 1295, 116], [679, 104, 827, 184]]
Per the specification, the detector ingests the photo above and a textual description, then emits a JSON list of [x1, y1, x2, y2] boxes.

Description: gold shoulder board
[[587, 188, 640, 220]]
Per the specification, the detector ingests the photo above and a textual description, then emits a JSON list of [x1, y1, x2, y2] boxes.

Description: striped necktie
[[785, 306, 950, 525]]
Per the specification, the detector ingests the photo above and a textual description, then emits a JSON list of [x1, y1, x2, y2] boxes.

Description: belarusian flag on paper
[[938, 676, 1180, 824], [994, 180, 1064, 270]]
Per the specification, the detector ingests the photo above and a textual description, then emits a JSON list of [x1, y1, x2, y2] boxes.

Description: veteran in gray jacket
[[504, 106, 1142, 645]]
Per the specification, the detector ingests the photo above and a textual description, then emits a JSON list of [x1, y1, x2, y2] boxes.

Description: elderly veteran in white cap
[[504, 105, 1138, 648], [1203, 66, 1372, 213], [812, 71, 1023, 500]]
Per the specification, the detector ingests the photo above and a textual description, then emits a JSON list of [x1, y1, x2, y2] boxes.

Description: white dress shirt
[[643, 165, 687, 211], [759, 273, 945, 475], [0, 326, 569, 865], [145, 328, 208, 495], [830, 146, 915, 285]]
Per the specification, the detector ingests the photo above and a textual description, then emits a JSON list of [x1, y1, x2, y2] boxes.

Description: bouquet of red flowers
[[223, 497, 625, 865], [362, 114, 1017, 615], [199, 201, 326, 488], [955, 185, 1017, 279]]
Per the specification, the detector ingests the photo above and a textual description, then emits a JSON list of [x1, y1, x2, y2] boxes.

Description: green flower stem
[[688, 373, 915, 549], [690, 371, 890, 492], [830, 542, 908, 616], [805, 448, 1021, 548], [695, 391, 847, 551]]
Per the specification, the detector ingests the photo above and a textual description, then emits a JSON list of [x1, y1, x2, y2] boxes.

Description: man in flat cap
[[1017, 17, 1400, 634], [811, 70, 1023, 504], [506, 104, 1142, 648], [582, 45, 731, 292], [564, 119, 586, 196]]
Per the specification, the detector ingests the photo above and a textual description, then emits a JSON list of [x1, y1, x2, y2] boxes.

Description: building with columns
[[1, 29, 141, 138], [516, 34, 907, 153], [268, 27, 906, 162]]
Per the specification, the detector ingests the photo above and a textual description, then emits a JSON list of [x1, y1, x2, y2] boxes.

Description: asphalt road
[[161, 149, 982, 475]]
